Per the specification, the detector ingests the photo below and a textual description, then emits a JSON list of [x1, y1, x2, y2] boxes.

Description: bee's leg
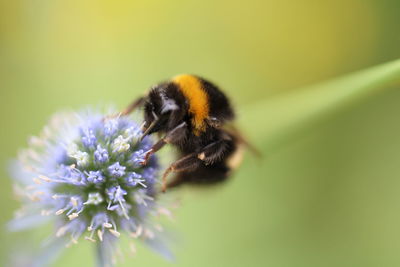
[[141, 122, 187, 165], [162, 139, 231, 192], [162, 153, 200, 192], [120, 96, 146, 116], [197, 138, 232, 165], [104, 97, 146, 120]]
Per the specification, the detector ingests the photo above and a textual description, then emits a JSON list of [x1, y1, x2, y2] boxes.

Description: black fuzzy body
[[141, 75, 240, 188]]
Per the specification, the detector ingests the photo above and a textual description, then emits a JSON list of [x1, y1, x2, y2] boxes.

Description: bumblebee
[[119, 74, 254, 192]]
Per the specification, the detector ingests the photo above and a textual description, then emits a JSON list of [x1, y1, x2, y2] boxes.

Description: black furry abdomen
[[169, 163, 230, 188]]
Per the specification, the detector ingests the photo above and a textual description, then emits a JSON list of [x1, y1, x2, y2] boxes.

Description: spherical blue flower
[[9, 109, 174, 266]]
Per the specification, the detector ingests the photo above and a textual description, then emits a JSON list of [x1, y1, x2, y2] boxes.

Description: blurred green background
[[1, 0, 400, 266]]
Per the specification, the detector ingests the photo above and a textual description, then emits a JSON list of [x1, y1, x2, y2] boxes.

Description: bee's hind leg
[[196, 139, 231, 165], [162, 138, 234, 191], [162, 153, 201, 192]]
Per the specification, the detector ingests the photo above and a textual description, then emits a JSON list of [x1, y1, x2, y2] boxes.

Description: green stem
[[241, 58, 400, 152], [95, 242, 112, 267]]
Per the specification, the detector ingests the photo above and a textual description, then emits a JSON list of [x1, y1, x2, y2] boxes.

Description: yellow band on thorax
[[172, 74, 209, 135]]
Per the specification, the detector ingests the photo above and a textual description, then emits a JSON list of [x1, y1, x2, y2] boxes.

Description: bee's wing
[[222, 122, 262, 158]]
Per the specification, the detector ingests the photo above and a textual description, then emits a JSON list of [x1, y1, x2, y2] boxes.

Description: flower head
[[9, 109, 173, 266]]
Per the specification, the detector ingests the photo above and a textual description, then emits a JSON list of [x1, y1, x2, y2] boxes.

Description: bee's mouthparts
[[139, 119, 158, 141]]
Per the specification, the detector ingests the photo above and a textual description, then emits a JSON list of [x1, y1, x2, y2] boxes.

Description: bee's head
[[141, 85, 184, 139]]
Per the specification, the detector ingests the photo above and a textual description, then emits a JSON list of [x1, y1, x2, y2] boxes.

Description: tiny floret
[[94, 145, 109, 163], [108, 162, 126, 178], [81, 128, 97, 149], [86, 171, 105, 184], [9, 109, 173, 266], [85, 192, 104, 205]]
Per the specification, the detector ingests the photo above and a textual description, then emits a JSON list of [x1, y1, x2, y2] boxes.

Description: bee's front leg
[[104, 97, 146, 121], [141, 122, 187, 166], [120, 96, 146, 116]]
